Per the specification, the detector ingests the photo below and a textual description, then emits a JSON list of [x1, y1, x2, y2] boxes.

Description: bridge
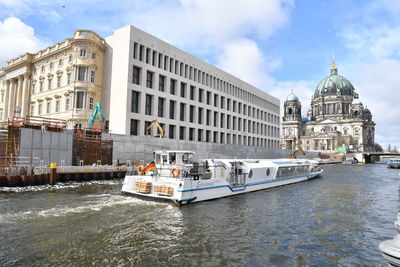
[[348, 152, 400, 163]]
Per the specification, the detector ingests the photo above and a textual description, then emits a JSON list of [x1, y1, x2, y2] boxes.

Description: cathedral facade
[[282, 62, 375, 152]]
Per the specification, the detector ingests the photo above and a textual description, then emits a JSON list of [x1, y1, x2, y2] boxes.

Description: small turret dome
[[363, 107, 371, 114], [352, 99, 362, 105], [286, 92, 299, 102]]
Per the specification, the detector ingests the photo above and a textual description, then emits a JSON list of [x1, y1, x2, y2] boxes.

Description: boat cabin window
[[155, 154, 161, 164], [169, 152, 176, 164], [266, 168, 270, 176], [162, 155, 168, 164], [182, 153, 193, 164]]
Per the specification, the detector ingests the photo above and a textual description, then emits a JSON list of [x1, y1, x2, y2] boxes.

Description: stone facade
[[0, 26, 281, 148], [282, 62, 375, 152], [0, 30, 106, 128]]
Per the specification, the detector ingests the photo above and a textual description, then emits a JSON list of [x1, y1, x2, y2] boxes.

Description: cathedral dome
[[352, 99, 362, 105], [363, 107, 371, 114], [314, 61, 356, 99], [286, 92, 299, 102]]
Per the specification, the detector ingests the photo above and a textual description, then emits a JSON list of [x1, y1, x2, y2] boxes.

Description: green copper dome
[[314, 63, 356, 99], [286, 92, 299, 102], [363, 107, 371, 114], [352, 99, 362, 105]]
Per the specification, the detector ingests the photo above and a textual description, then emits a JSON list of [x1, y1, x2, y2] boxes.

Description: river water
[[0, 164, 399, 266]]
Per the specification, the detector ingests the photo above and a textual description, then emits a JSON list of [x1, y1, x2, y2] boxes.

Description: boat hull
[[121, 171, 322, 205]]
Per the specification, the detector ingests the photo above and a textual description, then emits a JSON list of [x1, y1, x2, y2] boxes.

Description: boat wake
[[0, 194, 163, 224], [0, 180, 123, 193]]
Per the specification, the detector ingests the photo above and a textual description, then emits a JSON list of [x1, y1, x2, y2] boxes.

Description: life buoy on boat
[[137, 165, 144, 175], [170, 168, 181, 178]]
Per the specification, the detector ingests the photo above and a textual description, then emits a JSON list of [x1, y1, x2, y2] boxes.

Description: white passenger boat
[[121, 150, 323, 205], [379, 214, 400, 266], [388, 158, 400, 169]]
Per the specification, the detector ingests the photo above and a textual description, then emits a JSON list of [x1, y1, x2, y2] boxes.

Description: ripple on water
[[0, 164, 399, 266]]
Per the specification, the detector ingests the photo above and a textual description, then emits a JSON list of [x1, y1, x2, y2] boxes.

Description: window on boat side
[[156, 154, 161, 164], [266, 168, 270, 176], [182, 153, 193, 164], [169, 152, 176, 164]]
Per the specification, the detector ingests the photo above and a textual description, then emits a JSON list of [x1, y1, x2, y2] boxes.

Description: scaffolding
[[72, 127, 113, 166]]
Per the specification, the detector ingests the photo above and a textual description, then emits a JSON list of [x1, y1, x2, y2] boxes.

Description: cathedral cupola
[[283, 90, 302, 122], [350, 97, 364, 118]]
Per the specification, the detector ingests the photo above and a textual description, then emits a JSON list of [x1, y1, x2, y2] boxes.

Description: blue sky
[[0, 0, 399, 149]]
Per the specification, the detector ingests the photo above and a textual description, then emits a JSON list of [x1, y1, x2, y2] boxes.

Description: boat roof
[[154, 150, 194, 154]]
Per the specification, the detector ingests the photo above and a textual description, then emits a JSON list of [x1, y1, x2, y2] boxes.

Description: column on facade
[[16, 75, 23, 112], [21, 73, 30, 117], [3, 80, 10, 120], [7, 79, 16, 117]]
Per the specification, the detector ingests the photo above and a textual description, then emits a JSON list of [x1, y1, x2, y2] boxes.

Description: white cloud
[[217, 39, 280, 88], [0, 17, 49, 65]]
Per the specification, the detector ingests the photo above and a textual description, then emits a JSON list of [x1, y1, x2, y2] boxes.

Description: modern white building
[[103, 25, 280, 147]]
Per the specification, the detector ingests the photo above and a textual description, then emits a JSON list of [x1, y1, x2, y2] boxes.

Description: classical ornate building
[[0, 30, 105, 128], [282, 62, 375, 152]]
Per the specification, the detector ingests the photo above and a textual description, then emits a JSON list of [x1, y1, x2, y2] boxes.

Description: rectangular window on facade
[[214, 94, 218, 107], [65, 98, 70, 110], [48, 79, 52, 90], [214, 111, 218, 127], [76, 91, 84, 108], [206, 110, 211, 126], [179, 126, 185, 140], [31, 84, 35, 94], [80, 49, 86, 57], [207, 91, 211, 105], [159, 75, 165, 92], [133, 42, 138, 59], [40, 82, 43, 92], [146, 48, 151, 64], [50, 62, 53, 69], [139, 45, 144, 61], [56, 100, 60, 112], [38, 104, 42, 115], [67, 73, 71, 85], [152, 51, 157, 66], [145, 94, 153, 115], [131, 91, 140, 113], [144, 121, 151, 135], [189, 128, 194, 141], [146, 71, 153, 88], [198, 129, 203, 142], [190, 86, 195, 100], [69, 55, 73, 62], [221, 96, 225, 109], [169, 100, 175, 119], [227, 99, 231, 111], [198, 89, 204, 103], [206, 130, 210, 142], [220, 113, 225, 128], [169, 125, 175, 139], [189, 105, 195, 123], [89, 97, 94, 109], [90, 71, 95, 83], [170, 79, 176, 95], [198, 107, 203, 124], [180, 103, 186, 121], [46, 102, 51, 114], [59, 59, 63, 66], [180, 82, 186, 98], [57, 76, 61, 87], [227, 115, 231, 129], [78, 66, 86, 81], [158, 97, 165, 117], [213, 131, 218, 143], [130, 119, 139, 135], [92, 52, 96, 59], [30, 105, 34, 116], [132, 66, 140, 85]]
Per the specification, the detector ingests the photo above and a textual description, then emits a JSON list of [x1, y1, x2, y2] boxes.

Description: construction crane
[[289, 147, 305, 159], [145, 119, 165, 138], [87, 102, 105, 130]]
